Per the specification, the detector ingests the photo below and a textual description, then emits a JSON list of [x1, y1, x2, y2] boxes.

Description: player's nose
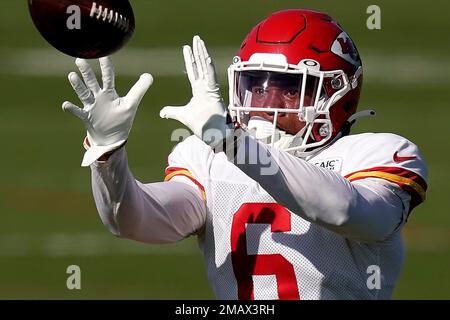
[[262, 88, 284, 109]]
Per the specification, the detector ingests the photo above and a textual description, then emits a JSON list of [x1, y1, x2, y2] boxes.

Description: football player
[[62, 9, 428, 299]]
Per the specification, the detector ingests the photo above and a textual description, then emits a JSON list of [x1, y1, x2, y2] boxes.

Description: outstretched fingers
[[99, 56, 115, 90], [62, 101, 88, 121], [68, 72, 94, 106], [192, 35, 218, 90], [197, 36, 218, 88], [200, 38, 215, 75], [75, 58, 101, 93], [159, 105, 186, 123], [125, 73, 153, 108], [192, 35, 205, 80], [183, 45, 198, 85]]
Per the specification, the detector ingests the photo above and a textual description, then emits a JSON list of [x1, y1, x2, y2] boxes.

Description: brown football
[[28, 0, 135, 59]]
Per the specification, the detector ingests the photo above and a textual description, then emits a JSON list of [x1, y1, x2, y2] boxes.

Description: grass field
[[0, 0, 449, 299]]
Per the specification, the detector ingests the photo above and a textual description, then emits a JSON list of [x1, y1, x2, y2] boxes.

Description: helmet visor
[[235, 70, 326, 112]]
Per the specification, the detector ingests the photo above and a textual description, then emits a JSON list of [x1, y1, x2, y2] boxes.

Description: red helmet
[[228, 9, 364, 156]]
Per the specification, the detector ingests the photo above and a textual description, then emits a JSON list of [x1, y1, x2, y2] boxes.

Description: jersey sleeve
[[164, 135, 213, 201], [90, 147, 207, 243], [342, 133, 428, 212]]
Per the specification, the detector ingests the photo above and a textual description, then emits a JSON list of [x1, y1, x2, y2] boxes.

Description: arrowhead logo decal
[[331, 32, 360, 66]]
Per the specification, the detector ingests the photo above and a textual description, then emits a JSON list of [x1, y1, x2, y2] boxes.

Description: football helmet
[[228, 9, 368, 156]]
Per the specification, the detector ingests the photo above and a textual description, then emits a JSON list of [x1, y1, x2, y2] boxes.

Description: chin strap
[[348, 109, 376, 125], [341, 109, 376, 137]]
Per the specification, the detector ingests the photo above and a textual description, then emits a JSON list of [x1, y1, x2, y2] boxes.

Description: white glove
[[159, 35, 233, 147], [62, 57, 153, 167]]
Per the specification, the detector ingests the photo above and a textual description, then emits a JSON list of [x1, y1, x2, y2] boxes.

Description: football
[[28, 0, 135, 59]]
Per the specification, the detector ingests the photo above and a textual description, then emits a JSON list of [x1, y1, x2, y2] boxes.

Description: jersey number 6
[[231, 202, 300, 299]]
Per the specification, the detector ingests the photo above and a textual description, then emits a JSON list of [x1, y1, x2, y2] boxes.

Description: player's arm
[[62, 57, 206, 243], [228, 133, 406, 242], [91, 147, 206, 243]]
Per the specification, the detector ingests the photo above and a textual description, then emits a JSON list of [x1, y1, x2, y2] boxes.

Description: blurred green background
[[0, 0, 448, 299]]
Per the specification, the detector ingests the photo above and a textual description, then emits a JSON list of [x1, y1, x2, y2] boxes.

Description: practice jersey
[[164, 132, 428, 300]]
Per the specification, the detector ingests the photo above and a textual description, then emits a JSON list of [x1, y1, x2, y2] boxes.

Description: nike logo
[[393, 151, 417, 163]]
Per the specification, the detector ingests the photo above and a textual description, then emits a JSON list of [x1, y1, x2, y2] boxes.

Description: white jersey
[[164, 132, 427, 300]]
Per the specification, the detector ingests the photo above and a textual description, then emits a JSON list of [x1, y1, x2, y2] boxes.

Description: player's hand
[[159, 35, 233, 147], [62, 57, 153, 167]]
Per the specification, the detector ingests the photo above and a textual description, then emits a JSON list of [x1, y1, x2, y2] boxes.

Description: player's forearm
[[90, 148, 206, 244], [231, 134, 403, 241]]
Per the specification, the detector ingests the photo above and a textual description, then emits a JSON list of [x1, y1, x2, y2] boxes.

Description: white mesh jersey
[[165, 132, 427, 300]]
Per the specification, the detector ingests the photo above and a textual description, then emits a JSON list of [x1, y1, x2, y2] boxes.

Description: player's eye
[[283, 89, 299, 98], [252, 87, 266, 97]]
